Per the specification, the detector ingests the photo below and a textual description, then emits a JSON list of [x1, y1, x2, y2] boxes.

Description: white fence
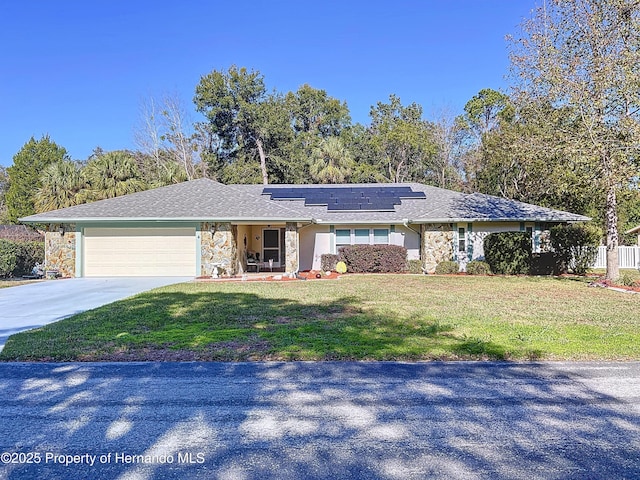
[[592, 246, 640, 269]]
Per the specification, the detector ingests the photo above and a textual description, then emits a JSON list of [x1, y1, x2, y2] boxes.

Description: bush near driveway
[[0, 240, 18, 277], [0, 240, 44, 277]]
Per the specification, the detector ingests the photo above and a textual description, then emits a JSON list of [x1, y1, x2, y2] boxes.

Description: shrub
[[435, 260, 459, 274], [407, 259, 423, 274], [0, 240, 18, 278], [0, 239, 44, 277], [618, 273, 638, 287], [14, 241, 45, 276], [550, 223, 601, 275], [320, 254, 340, 272], [484, 232, 532, 275], [466, 260, 491, 275], [338, 245, 408, 273]]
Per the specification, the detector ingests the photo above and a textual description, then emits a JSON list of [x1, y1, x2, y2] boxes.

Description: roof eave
[[408, 216, 591, 223]]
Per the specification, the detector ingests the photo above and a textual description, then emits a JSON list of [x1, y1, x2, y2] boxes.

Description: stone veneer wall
[[45, 227, 76, 277], [200, 222, 237, 276], [285, 222, 298, 274], [421, 223, 454, 273]]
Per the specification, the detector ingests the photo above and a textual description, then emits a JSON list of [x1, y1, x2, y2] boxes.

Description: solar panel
[[262, 185, 425, 211]]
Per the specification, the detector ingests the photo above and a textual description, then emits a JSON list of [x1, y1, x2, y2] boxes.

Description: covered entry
[[83, 227, 197, 276]]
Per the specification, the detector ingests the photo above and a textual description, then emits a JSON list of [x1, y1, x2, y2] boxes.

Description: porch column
[[200, 222, 238, 276], [285, 222, 299, 274], [421, 223, 454, 274], [45, 224, 77, 277]]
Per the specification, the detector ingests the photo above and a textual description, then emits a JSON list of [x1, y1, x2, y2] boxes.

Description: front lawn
[[1, 275, 639, 362]]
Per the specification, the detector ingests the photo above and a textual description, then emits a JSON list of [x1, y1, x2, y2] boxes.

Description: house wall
[[393, 224, 420, 260], [300, 224, 331, 271], [44, 226, 76, 277], [299, 223, 420, 271]]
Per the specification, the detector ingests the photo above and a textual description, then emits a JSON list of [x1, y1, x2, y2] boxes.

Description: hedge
[[484, 232, 532, 275], [0, 240, 44, 278], [338, 245, 408, 273]]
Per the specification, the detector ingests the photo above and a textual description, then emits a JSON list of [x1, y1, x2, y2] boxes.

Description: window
[[336, 229, 351, 245], [373, 229, 389, 244], [354, 229, 369, 244], [334, 227, 390, 250], [458, 227, 466, 252]]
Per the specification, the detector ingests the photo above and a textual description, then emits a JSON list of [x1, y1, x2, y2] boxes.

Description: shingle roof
[[19, 178, 590, 224]]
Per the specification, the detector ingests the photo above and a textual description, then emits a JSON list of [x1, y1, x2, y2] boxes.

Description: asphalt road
[[0, 361, 639, 480]]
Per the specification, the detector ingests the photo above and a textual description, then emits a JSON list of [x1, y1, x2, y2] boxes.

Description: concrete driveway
[[0, 277, 192, 351]]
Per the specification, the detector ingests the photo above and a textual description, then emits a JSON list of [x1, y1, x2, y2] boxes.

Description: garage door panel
[[84, 228, 196, 277]]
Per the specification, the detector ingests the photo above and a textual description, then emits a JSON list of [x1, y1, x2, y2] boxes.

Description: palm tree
[[83, 151, 147, 201], [35, 160, 87, 212], [309, 137, 354, 184]]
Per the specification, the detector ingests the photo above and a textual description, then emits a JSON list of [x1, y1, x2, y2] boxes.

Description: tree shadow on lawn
[[1, 361, 639, 479], [1, 290, 524, 362]]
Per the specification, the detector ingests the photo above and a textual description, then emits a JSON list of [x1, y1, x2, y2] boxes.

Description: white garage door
[[83, 227, 196, 277]]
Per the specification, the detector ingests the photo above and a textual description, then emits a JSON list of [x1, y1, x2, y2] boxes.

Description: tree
[[0, 166, 8, 223], [135, 93, 203, 182], [430, 108, 465, 190], [285, 84, 352, 182], [310, 137, 354, 183], [5, 136, 68, 223], [476, 101, 602, 216], [83, 151, 147, 201], [368, 95, 437, 183], [457, 89, 511, 191], [35, 160, 87, 212], [509, 0, 640, 281], [194, 66, 292, 184]]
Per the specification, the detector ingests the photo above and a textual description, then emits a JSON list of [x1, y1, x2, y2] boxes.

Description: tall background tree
[[35, 160, 87, 212], [310, 137, 354, 183], [82, 150, 147, 201], [365, 95, 437, 183], [135, 93, 204, 182], [286, 84, 352, 182], [508, 0, 640, 280], [0, 166, 8, 222], [194, 66, 292, 184], [5, 135, 68, 223]]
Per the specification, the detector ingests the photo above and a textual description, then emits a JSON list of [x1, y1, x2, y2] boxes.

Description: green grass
[[1, 275, 639, 362]]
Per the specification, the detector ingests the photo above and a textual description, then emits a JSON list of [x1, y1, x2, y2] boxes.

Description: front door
[[262, 229, 280, 267]]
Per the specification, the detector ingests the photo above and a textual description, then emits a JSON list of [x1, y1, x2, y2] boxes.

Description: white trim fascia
[[20, 216, 313, 224]]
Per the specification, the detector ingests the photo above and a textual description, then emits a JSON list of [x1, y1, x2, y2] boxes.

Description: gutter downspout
[[403, 219, 422, 268]]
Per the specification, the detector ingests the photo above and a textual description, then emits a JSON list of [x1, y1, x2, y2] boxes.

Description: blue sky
[[0, 1, 536, 167]]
